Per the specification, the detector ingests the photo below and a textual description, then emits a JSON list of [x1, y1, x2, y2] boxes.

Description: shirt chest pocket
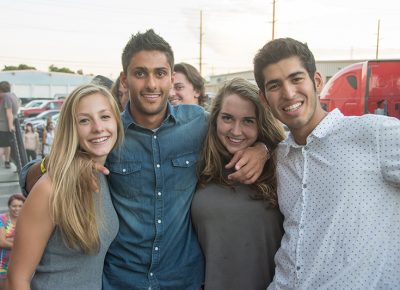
[[167, 152, 199, 191], [108, 161, 142, 197]]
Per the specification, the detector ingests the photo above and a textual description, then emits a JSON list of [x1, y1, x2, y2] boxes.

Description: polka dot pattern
[[269, 109, 400, 289]]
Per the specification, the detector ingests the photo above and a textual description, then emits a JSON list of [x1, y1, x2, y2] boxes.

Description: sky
[[1, 0, 399, 80]]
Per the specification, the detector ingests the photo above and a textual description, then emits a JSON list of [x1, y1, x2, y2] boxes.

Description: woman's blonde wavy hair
[[197, 78, 285, 207], [47, 84, 124, 254]]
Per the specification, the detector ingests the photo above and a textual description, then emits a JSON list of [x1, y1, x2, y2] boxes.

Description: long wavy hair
[[198, 78, 285, 207], [47, 84, 124, 254]]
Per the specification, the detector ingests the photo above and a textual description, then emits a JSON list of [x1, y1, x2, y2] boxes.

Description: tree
[[2, 64, 36, 71], [49, 64, 75, 74]]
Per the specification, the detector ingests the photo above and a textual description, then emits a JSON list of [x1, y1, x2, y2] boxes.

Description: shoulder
[[172, 104, 208, 122], [26, 174, 52, 208], [340, 114, 399, 132]]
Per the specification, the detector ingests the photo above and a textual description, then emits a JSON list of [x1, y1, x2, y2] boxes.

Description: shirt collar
[[281, 109, 344, 156], [121, 101, 177, 130]]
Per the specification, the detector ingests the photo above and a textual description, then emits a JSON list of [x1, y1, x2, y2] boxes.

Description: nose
[[282, 82, 296, 99], [169, 87, 176, 98], [231, 121, 242, 136], [146, 74, 157, 91], [92, 119, 104, 133]]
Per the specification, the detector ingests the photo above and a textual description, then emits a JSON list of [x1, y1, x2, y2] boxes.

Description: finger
[[225, 150, 243, 169], [93, 162, 110, 175]]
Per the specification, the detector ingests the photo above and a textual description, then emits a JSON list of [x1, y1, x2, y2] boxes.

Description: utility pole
[[375, 19, 380, 59], [272, 0, 276, 40], [199, 10, 203, 76]]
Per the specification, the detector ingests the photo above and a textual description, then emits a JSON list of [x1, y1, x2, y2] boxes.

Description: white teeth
[[91, 137, 108, 143], [284, 102, 302, 112], [228, 137, 243, 143]]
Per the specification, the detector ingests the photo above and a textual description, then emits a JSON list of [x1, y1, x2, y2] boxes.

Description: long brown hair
[[197, 78, 285, 207]]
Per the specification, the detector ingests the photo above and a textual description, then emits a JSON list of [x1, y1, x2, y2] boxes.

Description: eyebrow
[[220, 112, 256, 119], [77, 109, 111, 116]]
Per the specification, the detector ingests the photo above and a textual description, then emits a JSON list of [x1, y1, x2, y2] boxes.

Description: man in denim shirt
[[22, 29, 268, 290]]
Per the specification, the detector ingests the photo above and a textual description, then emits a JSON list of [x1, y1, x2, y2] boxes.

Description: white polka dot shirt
[[269, 109, 400, 290]]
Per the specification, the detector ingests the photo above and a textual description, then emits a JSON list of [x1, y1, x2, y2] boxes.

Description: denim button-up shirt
[[103, 103, 208, 290]]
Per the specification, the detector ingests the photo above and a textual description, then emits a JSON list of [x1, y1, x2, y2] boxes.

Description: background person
[[23, 123, 40, 161], [169, 62, 207, 107], [0, 81, 18, 169], [41, 121, 55, 157], [192, 78, 285, 290], [7, 84, 124, 290], [111, 75, 129, 112], [0, 194, 26, 290]]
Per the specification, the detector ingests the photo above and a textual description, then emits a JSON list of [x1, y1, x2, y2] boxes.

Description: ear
[[120, 71, 128, 89], [314, 71, 324, 94], [258, 90, 269, 107]]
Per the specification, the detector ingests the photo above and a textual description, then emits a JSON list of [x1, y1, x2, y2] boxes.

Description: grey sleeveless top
[[31, 174, 119, 290]]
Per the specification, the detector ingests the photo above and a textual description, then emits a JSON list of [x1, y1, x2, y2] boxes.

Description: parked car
[[21, 110, 60, 134], [18, 99, 64, 118]]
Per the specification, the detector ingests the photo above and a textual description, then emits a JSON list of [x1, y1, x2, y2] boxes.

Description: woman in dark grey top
[[7, 84, 124, 290], [192, 78, 285, 290]]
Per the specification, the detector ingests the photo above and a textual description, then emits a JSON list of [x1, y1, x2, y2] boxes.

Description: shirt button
[[157, 192, 162, 196], [150, 272, 153, 276], [122, 168, 126, 173], [157, 219, 161, 224], [185, 160, 189, 165], [302, 184, 307, 189], [153, 135, 157, 139], [156, 164, 160, 168], [304, 146, 308, 151], [297, 266, 301, 271], [155, 247, 159, 251]]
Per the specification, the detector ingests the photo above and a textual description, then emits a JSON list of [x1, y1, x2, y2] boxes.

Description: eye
[[156, 70, 167, 78], [292, 77, 304, 83], [134, 70, 146, 78], [221, 115, 233, 122], [175, 85, 184, 91], [243, 118, 255, 125], [101, 114, 112, 120], [78, 118, 89, 124], [266, 83, 279, 91]]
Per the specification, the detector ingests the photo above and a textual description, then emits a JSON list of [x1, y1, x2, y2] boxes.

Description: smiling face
[[262, 56, 325, 144], [121, 50, 173, 129], [169, 72, 199, 105], [216, 93, 258, 154], [9, 199, 24, 219], [76, 93, 118, 164]]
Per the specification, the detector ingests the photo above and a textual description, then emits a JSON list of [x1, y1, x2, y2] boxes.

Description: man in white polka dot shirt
[[254, 38, 400, 289]]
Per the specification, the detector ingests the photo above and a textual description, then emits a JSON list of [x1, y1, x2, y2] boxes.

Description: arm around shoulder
[[7, 174, 55, 290]]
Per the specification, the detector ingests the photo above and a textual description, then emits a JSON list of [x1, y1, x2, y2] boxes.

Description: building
[[0, 70, 93, 101], [205, 60, 367, 94]]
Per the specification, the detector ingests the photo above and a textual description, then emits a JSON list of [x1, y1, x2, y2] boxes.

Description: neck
[[129, 107, 168, 130], [292, 109, 328, 145]]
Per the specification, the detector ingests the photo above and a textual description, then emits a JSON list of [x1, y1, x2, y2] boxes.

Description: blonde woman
[[7, 84, 124, 290], [192, 78, 285, 290]]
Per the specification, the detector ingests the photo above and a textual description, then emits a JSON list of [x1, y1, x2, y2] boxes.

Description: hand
[[92, 161, 110, 175], [226, 142, 270, 184], [9, 124, 15, 133]]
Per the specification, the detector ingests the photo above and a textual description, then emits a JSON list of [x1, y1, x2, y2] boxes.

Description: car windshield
[[35, 110, 58, 119], [24, 100, 45, 108]]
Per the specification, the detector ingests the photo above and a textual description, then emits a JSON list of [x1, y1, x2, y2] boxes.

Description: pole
[[375, 19, 380, 59], [272, 0, 276, 40], [199, 10, 203, 76]]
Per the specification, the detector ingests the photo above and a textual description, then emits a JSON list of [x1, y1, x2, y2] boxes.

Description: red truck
[[319, 60, 400, 118]]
